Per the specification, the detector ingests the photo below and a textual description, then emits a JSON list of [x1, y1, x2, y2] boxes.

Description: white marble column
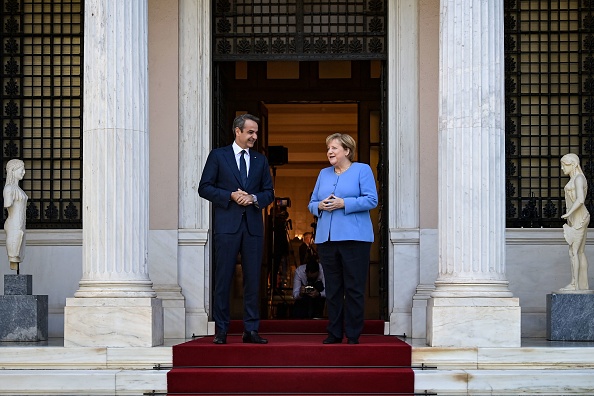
[[427, 0, 521, 347], [64, 0, 163, 347]]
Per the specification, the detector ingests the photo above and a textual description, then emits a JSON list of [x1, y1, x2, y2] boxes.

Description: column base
[[427, 297, 521, 347], [64, 297, 163, 347]]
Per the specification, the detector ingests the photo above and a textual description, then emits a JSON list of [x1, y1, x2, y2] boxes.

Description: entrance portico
[[0, 1, 592, 395], [60, 0, 521, 344]]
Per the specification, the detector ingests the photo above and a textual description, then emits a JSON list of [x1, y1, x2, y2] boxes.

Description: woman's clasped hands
[[318, 194, 344, 212]]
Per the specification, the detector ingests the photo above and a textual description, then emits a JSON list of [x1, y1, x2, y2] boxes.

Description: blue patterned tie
[[240, 150, 248, 187]]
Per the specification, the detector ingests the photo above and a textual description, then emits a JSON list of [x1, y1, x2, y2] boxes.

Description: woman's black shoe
[[242, 330, 268, 344]]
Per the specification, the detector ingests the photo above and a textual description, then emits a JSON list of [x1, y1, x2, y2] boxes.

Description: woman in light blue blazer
[[308, 133, 378, 344]]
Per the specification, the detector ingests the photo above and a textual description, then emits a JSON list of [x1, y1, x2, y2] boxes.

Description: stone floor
[[0, 337, 594, 395]]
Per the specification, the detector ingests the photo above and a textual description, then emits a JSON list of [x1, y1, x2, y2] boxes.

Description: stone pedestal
[[547, 293, 594, 341], [0, 275, 48, 342], [427, 297, 521, 347], [64, 297, 163, 347]]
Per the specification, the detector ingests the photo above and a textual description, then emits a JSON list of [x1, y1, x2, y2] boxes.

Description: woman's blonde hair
[[326, 133, 356, 161]]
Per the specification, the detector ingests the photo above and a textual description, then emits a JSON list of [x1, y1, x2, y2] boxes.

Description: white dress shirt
[[292, 263, 326, 299], [232, 141, 251, 175]]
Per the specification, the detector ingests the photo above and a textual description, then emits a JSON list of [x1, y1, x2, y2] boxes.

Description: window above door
[[213, 0, 387, 61]]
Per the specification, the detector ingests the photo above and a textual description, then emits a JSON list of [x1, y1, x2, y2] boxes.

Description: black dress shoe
[[213, 332, 227, 344], [347, 338, 359, 344], [242, 330, 268, 344], [322, 334, 343, 344]]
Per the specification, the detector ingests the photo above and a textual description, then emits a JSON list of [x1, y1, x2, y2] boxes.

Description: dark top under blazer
[[198, 145, 274, 236]]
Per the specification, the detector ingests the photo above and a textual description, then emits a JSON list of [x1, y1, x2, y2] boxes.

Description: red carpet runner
[[167, 320, 414, 396]]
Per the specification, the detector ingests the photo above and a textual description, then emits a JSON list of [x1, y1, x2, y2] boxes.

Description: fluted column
[[434, 0, 509, 297], [76, 0, 153, 298], [64, 0, 163, 347], [427, 0, 520, 347]]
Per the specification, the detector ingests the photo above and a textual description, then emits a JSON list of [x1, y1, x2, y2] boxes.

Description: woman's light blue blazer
[[308, 162, 378, 244]]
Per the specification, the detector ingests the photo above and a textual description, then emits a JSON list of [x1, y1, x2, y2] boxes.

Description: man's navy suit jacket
[[198, 145, 274, 236]]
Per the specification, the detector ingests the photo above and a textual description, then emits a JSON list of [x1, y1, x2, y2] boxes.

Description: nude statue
[[3, 159, 27, 273], [559, 153, 590, 292]]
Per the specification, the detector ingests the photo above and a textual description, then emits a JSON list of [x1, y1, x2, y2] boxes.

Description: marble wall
[[0, 0, 582, 343]]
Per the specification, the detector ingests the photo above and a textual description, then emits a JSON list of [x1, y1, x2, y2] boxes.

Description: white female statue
[[559, 153, 591, 292], [3, 159, 27, 273]]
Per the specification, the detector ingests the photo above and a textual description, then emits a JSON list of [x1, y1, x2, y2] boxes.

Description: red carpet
[[167, 320, 414, 396], [225, 319, 386, 335]]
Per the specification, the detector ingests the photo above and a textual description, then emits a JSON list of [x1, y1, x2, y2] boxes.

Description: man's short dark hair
[[232, 113, 260, 136], [305, 261, 320, 274]]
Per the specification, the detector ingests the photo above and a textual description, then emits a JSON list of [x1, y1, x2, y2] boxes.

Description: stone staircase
[[1, 337, 594, 395], [167, 331, 413, 395]]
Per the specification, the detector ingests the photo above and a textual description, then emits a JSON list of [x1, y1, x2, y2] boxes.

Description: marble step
[[2, 342, 594, 370], [415, 369, 594, 396], [1, 368, 594, 395], [412, 344, 594, 370]]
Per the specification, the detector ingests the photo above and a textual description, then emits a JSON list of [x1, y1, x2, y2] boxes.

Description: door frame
[[212, 61, 389, 319]]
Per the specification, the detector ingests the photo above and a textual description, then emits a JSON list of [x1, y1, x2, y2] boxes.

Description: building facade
[[0, 0, 585, 347]]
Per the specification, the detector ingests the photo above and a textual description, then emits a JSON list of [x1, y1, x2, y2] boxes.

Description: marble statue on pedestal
[[559, 153, 592, 293], [1, 160, 49, 342], [3, 159, 27, 274]]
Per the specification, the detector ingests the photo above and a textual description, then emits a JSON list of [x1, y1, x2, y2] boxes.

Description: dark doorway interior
[[213, 60, 387, 320]]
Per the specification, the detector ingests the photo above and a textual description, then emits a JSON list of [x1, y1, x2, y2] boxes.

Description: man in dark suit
[[198, 114, 274, 344], [299, 231, 318, 265]]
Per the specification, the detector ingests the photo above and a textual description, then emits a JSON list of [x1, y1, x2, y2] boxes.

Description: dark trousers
[[213, 216, 263, 333], [293, 296, 326, 319], [317, 241, 371, 340]]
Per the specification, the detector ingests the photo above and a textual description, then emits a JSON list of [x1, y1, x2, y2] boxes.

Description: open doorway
[[266, 103, 356, 317], [267, 103, 358, 246], [213, 61, 386, 320]]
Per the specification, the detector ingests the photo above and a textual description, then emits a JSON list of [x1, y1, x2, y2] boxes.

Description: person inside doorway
[[299, 231, 318, 265], [292, 259, 326, 319]]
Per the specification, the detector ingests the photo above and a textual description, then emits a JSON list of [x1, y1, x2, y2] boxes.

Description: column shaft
[[78, 0, 154, 297], [435, 0, 509, 296]]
